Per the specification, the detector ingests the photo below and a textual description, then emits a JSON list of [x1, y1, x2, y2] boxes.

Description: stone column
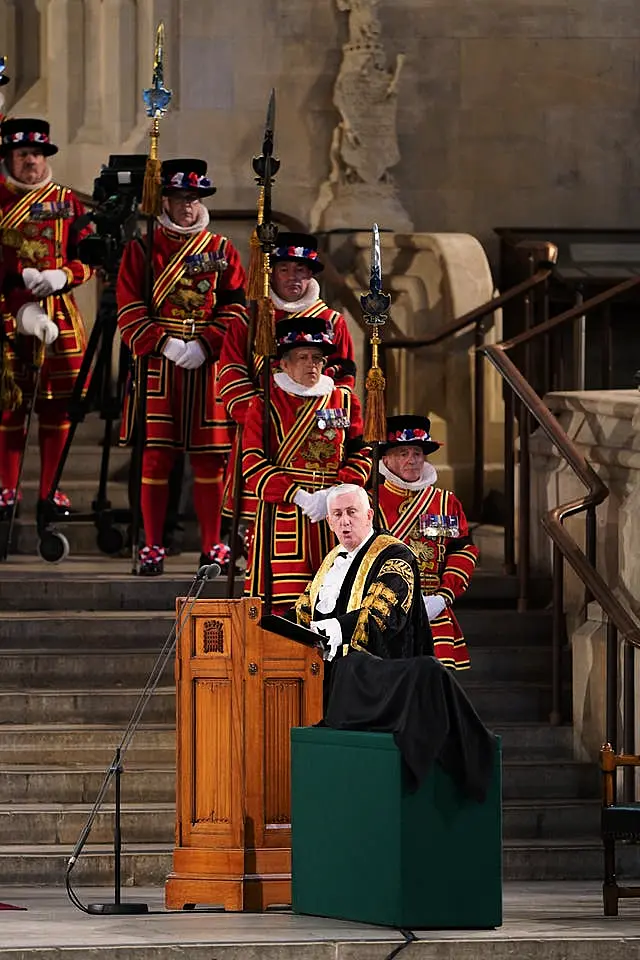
[[529, 389, 640, 765], [100, 0, 137, 143], [0, 0, 17, 107], [76, 0, 103, 142]]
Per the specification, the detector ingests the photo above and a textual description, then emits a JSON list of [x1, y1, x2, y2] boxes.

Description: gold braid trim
[[295, 585, 313, 628], [352, 581, 399, 649], [346, 534, 401, 613], [379, 558, 414, 612]]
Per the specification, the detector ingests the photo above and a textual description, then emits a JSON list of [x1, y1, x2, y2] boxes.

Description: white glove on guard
[[423, 593, 447, 622], [16, 303, 58, 345], [294, 488, 329, 522], [175, 339, 207, 370], [161, 337, 188, 364], [311, 618, 343, 661], [22, 267, 68, 298]]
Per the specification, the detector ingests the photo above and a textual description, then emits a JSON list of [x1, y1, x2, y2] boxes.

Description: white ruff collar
[[270, 277, 321, 313], [158, 203, 210, 236], [380, 459, 438, 491], [1, 162, 53, 191], [274, 370, 334, 397]]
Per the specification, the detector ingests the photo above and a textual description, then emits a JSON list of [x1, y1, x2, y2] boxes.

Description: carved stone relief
[[310, 0, 413, 233]]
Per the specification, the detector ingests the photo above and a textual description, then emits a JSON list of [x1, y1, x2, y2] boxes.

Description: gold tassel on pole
[[363, 333, 386, 443], [246, 188, 265, 302], [0, 341, 22, 412], [255, 247, 277, 357], [361, 222, 390, 443], [141, 117, 162, 217], [141, 21, 171, 218]]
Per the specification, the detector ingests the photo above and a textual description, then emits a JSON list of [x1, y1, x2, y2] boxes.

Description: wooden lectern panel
[[165, 597, 323, 911]]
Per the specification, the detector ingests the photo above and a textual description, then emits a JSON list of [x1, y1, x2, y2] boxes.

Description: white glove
[[423, 593, 447, 622], [294, 488, 329, 523], [311, 619, 343, 661], [162, 337, 188, 364], [16, 303, 58, 345], [175, 339, 207, 370], [22, 267, 68, 297], [294, 489, 313, 513]]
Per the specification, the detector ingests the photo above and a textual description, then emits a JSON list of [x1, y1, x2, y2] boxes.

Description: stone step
[[17, 479, 129, 513], [0, 644, 557, 687], [458, 571, 552, 610], [0, 681, 559, 726], [0, 566, 240, 612], [0, 838, 634, 886], [503, 799, 600, 840], [0, 724, 175, 764], [0, 687, 175, 724], [502, 839, 640, 882], [0, 722, 571, 767], [0, 649, 174, 688], [456, 609, 553, 646], [0, 756, 593, 805], [489, 722, 573, 759], [466, 645, 557, 682], [0, 843, 172, 886], [0, 802, 174, 845], [0, 674, 567, 727], [0, 611, 175, 644], [21, 444, 130, 482], [0, 765, 175, 803], [502, 760, 599, 800], [460, 680, 558, 723], [0, 798, 602, 849], [9, 520, 204, 556]]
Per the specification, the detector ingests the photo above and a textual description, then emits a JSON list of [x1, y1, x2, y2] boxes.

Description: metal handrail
[[483, 343, 640, 650], [499, 275, 640, 351], [381, 268, 553, 350]]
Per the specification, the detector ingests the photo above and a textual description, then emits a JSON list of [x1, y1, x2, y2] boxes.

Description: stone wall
[[529, 390, 640, 760], [2, 0, 638, 252]]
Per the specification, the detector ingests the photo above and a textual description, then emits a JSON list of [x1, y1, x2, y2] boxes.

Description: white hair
[[326, 483, 370, 512]]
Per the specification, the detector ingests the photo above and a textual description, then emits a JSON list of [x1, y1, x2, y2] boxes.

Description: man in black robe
[[291, 484, 494, 798], [294, 483, 433, 662]]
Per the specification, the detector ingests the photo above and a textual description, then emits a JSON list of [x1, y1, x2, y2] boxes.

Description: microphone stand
[[65, 562, 221, 916]]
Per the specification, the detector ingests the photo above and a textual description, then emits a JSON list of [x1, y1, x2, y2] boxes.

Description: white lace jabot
[[315, 530, 374, 615]]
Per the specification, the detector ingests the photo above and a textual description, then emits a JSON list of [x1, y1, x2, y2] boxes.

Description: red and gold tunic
[[378, 478, 479, 670], [0, 178, 93, 399], [243, 379, 371, 611], [116, 224, 248, 450], [218, 298, 356, 518]]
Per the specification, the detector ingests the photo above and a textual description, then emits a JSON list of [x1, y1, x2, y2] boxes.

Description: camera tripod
[[35, 275, 135, 563]]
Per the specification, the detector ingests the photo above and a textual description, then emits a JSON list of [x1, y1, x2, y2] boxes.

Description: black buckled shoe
[[139, 544, 165, 576], [198, 543, 230, 575]]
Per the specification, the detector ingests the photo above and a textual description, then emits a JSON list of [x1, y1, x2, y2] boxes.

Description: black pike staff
[[130, 22, 172, 574], [361, 223, 390, 527], [253, 89, 279, 614], [225, 92, 278, 596]]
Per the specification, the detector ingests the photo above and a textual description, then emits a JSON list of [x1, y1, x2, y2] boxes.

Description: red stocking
[[191, 453, 226, 552], [141, 447, 176, 547], [0, 410, 26, 489], [38, 414, 71, 499]]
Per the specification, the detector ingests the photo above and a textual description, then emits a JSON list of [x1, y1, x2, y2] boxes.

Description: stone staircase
[[0, 414, 624, 887]]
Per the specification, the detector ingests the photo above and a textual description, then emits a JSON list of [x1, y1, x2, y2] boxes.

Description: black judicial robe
[[294, 532, 434, 660]]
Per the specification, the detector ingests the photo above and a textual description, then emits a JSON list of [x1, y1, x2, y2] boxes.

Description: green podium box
[[291, 727, 502, 928]]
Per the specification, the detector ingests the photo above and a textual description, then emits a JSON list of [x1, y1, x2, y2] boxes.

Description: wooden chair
[[601, 743, 640, 916]]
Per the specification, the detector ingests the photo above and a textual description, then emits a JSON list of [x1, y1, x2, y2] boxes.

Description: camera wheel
[[37, 530, 70, 564], [96, 524, 124, 556]]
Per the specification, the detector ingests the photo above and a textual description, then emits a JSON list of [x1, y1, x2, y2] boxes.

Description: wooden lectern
[[164, 597, 323, 911]]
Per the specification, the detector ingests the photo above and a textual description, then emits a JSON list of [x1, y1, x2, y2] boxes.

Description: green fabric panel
[[291, 727, 502, 928]]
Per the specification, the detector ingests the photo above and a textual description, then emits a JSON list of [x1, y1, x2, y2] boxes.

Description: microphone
[[196, 562, 222, 580]]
